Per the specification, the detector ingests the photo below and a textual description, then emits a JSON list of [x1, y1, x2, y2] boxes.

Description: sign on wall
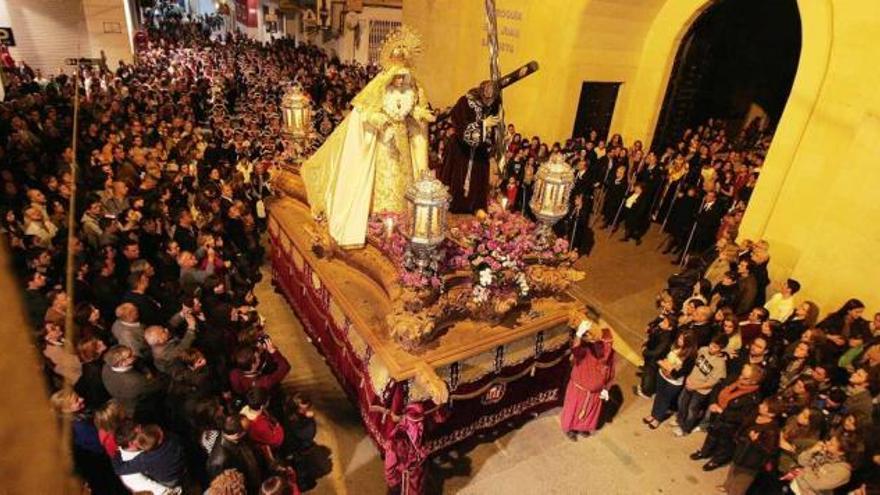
[[235, 0, 259, 28], [0, 27, 15, 47]]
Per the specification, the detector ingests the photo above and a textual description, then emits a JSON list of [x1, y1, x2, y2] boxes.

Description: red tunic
[[560, 329, 615, 433]]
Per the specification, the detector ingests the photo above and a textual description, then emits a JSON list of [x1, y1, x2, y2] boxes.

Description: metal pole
[[660, 180, 682, 231], [607, 182, 631, 237], [63, 66, 80, 376], [590, 162, 614, 227], [58, 60, 81, 479], [678, 196, 706, 269], [655, 180, 683, 250], [483, 0, 505, 170]]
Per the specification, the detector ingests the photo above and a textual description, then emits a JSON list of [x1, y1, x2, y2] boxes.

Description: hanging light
[[280, 85, 312, 142], [404, 172, 451, 261], [529, 153, 575, 227]]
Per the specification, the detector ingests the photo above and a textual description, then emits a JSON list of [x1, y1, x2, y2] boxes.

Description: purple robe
[[438, 92, 499, 213], [560, 329, 615, 433]]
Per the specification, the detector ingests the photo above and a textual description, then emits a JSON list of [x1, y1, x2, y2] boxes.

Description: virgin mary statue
[[301, 27, 434, 249]]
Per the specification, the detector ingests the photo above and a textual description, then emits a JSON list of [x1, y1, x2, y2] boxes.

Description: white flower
[[479, 268, 494, 286], [516, 273, 530, 296], [472, 285, 489, 303]]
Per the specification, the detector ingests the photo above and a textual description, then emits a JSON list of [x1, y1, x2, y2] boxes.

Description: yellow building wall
[[408, 0, 880, 315], [403, 0, 665, 143], [738, 0, 880, 315]]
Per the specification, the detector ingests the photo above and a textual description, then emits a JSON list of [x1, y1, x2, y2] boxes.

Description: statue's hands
[[382, 127, 395, 144], [412, 106, 435, 123], [483, 115, 501, 128], [367, 111, 390, 130]]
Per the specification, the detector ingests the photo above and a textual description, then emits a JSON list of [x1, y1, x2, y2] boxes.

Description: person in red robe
[[560, 322, 615, 440]]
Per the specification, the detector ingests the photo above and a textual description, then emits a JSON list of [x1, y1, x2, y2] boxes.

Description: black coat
[[207, 437, 265, 494], [556, 203, 594, 256], [691, 200, 724, 253], [75, 360, 111, 410], [732, 418, 780, 470], [601, 178, 627, 223], [665, 193, 698, 239], [642, 325, 674, 365], [623, 192, 651, 237], [112, 433, 186, 486], [716, 389, 761, 428]]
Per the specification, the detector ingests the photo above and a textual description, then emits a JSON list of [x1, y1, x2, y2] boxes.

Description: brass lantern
[[281, 85, 312, 141], [404, 172, 450, 253], [529, 154, 575, 227]]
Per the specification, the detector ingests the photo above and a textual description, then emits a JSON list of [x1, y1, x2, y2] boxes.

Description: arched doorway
[[651, 0, 802, 152]]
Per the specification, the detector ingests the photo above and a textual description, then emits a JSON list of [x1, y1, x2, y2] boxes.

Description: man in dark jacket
[[621, 182, 652, 245], [112, 423, 186, 490], [556, 193, 594, 257], [734, 259, 758, 317], [101, 345, 165, 420], [207, 415, 265, 494], [691, 363, 765, 470]]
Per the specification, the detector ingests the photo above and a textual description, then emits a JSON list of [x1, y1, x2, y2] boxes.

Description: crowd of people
[[635, 237, 880, 493], [427, 75, 879, 495], [430, 114, 769, 262], [0, 13, 377, 494], [3, 6, 879, 495]]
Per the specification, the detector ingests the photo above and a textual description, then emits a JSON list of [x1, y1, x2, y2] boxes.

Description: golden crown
[[379, 26, 422, 69]]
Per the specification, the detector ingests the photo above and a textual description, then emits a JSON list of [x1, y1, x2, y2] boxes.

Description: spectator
[[112, 302, 147, 357], [788, 435, 853, 495], [690, 363, 764, 471], [764, 278, 800, 322], [145, 322, 197, 375], [719, 398, 782, 495], [112, 422, 186, 493], [101, 345, 164, 418], [643, 332, 697, 429], [229, 337, 290, 396], [242, 387, 285, 456], [207, 415, 265, 494], [674, 333, 728, 436]]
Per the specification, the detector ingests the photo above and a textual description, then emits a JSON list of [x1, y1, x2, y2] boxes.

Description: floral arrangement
[[368, 202, 584, 350]]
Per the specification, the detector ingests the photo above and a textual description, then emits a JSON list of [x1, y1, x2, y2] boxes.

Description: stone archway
[[614, 0, 833, 239]]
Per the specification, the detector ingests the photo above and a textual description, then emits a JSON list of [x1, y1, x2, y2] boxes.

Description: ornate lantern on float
[[404, 172, 451, 268], [280, 85, 312, 142], [529, 153, 575, 228]]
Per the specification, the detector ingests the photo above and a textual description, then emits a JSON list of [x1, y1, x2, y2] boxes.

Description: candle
[[384, 217, 395, 240], [415, 207, 429, 240]]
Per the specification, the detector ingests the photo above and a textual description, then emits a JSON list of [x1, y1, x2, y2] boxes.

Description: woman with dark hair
[[819, 299, 871, 349], [75, 336, 111, 409], [776, 377, 816, 418], [637, 314, 676, 397], [644, 331, 697, 429], [781, 301, 820, 346], [778, 407, 823, 474], [832, 413, 867, 469], [777, 341, 812, 392], [608, 133, 624, 150], [75, 302, 109, 342]]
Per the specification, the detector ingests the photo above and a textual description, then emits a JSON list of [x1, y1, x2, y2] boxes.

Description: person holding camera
[[229, 336, 291, 397]]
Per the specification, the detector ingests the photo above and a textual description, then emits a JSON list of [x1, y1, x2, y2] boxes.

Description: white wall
[[0, 0, 132, 75]]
